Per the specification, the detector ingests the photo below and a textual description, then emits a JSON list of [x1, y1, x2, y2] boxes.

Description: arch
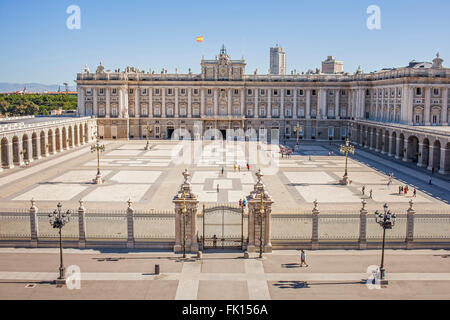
[[398, 133, 405, 158], [47, 129, 54, 154], [1, 137, 10, 168], [406, 135, 419, 163], [383, 130, 389, 153], [12, 136, 20, 165], [441, 142, 450, 174], [55, 128, 61, 152], [390, 131, 397, 156], [40, 131, 46, 157]]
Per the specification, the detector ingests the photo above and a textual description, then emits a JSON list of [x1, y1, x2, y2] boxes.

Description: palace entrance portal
[[201, 204, 247, 250]]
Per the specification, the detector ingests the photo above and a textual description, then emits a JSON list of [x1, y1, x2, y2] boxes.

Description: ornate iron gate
[[202, 205, 245, 249]]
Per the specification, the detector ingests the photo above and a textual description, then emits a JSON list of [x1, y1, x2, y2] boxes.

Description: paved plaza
[[0, 248, 449, 300], [0, 140, 448, 214]]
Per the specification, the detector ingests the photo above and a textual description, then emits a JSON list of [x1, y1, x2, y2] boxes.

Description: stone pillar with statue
[[246, 169, 274, 254], [173, 169, 199, 254]]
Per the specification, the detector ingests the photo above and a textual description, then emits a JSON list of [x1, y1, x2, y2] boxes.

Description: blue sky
[[0, 0, 449, 85]]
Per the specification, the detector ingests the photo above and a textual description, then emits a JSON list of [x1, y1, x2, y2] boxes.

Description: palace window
[[99, 88, 104, 95], [193, 89, 199, 95], [207, 89, 212, 95], [154, 107, 161, 116], [273, 89, 278, 96], [248, 89, 253, 95], [416, 88, 422, 96], [312, 90, 316, 96], [180, 107, 186, 116], [341, 90, 346, 95], [167, 107, 174, 116], [366, 89, 370, 96], [155, 88, 160, 95], [247, 109, 252, 116], [299, 89, 304, 96], [260, 108, 266, 116], [193, 107, 199, 116], [273, 108, 279, 116], [141, 107, 148, 116], [432, 115, 438, 124], [98, 107, 105, 116], [260, 89, 265, 95], [433, 88, 439, 96], [234, 89, 239, 95], [398, 89, 402, 97], [234, 107, 239, 115], [329, 91, 334, 96], [167, 88, 173, 95], [112, 88, 117, 95], [181, 88, 186, 95], [86, 89, 92, 95], [129, 89, 134, 94], [286, 89, 291, 96], [111, 106, 118, 117], [142, 89, 147, 95]]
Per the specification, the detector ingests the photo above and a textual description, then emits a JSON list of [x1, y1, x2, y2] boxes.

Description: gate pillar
[[173, 169, 199, 253], [246, 169, 273, 253]]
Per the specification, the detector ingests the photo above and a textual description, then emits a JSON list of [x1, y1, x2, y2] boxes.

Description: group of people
[[280, 147, 292, 158], [361, 185, 373, 199], [238, 198, 247, 207], [399, 185, 417, 197]]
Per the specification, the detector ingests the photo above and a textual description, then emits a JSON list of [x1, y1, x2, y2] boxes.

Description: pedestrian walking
[[217, 184, 219, 192], [299, 249, 308, 267], [238, 165, 241, 172], [247, 163, 250, 171], [239, 199, 242, 207], [399, 186, 402, 195], [362, 185, 365, 195], [413, 188, 417, 197], [429, 177, 432, 185], [404, 187, 407, 196], [405, 185, 409, 192], [221, 167, 224, 175], [233, 163, 236, 172], [243, 199, 247, 206], [369, 189, 373, 199]]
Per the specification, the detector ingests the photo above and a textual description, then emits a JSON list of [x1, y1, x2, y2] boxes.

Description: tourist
[[247, 163, 250, 171], [238, 165, 241, 172], [239, 199, 242, 207], [404, 186, 407, 196], [369, 189, 373, 199], [217, 184, 219, 192], [221, 167, 224, 175], [362, 185, 365, 195], [429, 177, 432, 185], [399, 186, 402, 195], [413, 188, 417, 197], [299, 249, 308, 267], [233, 163, 237, 172], [243, 199, 247, 206]]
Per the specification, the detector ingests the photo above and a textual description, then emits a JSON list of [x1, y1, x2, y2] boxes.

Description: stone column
[[369, 130, 374, 150], [161, 88, 166, 118], [375, 132, 380, 152], [214, 89, 218, 115], [200, 88, 205, 116], [135, 87, 140, 118], [335, 89, 340, 119], [149, 88, 153, 117], [106, 88, 111, 117], [29, 199, 38, 248], [395, 137, 402, 159], [417, 143, 424, 167], [93, 87, 98, 116], [227, 89, 232, 115], [240, 89, 245, 116], [187, 88, 192, 118], [439, 147, 448, 175], [442, 88, 448, 126], [406, 200, 415, 249], [174, 88, 179, 118], [254, 88, 258, 117], [424, 87, 431, 125], [78, 200, 87, 248], [293, 88, 298, 119], [246, 169, 273, 253], [77, 87, 85, 116], [126, 199, 134, 249], [311, 200, 319, 250], [267, 88, 272, 118], [280, 89, 285, 119], [318, 89, 326, 120], [173, 169, 199, 253], [34, 135, 41, 160], [403, 138, 410, 162], [358, 200, 367, 249], [388, 134, 394, 156], [427, 146, 435, 171], [305, 89, 311, 119], [26, 136, 33, 163]]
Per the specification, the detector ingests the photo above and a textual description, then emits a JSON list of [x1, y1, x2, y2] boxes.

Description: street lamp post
[[259, 192, 265, 259], [293, 123, 303, 151], [374, 203, 396, 285], [48, 202, 71, 285], [182, 191, 187, 259], [91, 133, 105, 184], [144, 124, 153, 150], [339, 138, 355, 185]]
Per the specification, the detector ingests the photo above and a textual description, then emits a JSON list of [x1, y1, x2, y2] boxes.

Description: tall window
[[416, 88, 422, 96], [129, 89, 134, 94], [112, 88, 117, 95]]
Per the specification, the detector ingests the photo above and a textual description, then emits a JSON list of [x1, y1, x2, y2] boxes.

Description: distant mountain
[[0, 83, 76, 93]]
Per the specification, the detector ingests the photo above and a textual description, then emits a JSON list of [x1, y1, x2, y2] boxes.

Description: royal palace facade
[[75, 47, 450, 174]]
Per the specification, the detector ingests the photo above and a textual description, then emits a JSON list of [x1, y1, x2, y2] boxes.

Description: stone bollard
[[406, 199, 415, 249], [29, 198, 38, 248], [311, 200, 319, 250], [155, 264, 160, 275]]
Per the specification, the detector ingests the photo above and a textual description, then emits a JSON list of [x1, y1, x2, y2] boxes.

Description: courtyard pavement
[[0, 248, 449, 300]]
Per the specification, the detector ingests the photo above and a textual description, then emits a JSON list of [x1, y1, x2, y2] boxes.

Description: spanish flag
[[196, 36, 204, 43]]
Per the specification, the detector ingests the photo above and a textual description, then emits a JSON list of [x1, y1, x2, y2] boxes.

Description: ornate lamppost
[[293, 123, 303, 151], [339, 138, 355, 185], [182, 191, 187, 259], [48, 202, 71, 285], [91, 132, 105, 184], [374, 203, 396, 285], [259, 191, 265, 259], [144, 123, 153, 150]]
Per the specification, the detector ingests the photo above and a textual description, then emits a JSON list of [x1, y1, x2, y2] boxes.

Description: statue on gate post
[[173, 169, 199, 254], [246, 169, 274, 254]]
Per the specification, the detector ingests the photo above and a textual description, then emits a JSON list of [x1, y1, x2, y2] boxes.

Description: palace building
[[74, 46, 450, 173]]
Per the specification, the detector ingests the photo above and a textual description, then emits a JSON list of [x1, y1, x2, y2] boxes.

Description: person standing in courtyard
[[221, 166, 224, 175], [429, 177, 432, 185], [234, 163, 236, 172], [299, 250, 308, 267], [217, 184, 219, 192], [362, 185, 365, 196], [369, 189, 373, 199], [247, 163, 250, 171], [413, 188, 417, 197], [404, 186, 407, 196], [238, 165, 241, 172]]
